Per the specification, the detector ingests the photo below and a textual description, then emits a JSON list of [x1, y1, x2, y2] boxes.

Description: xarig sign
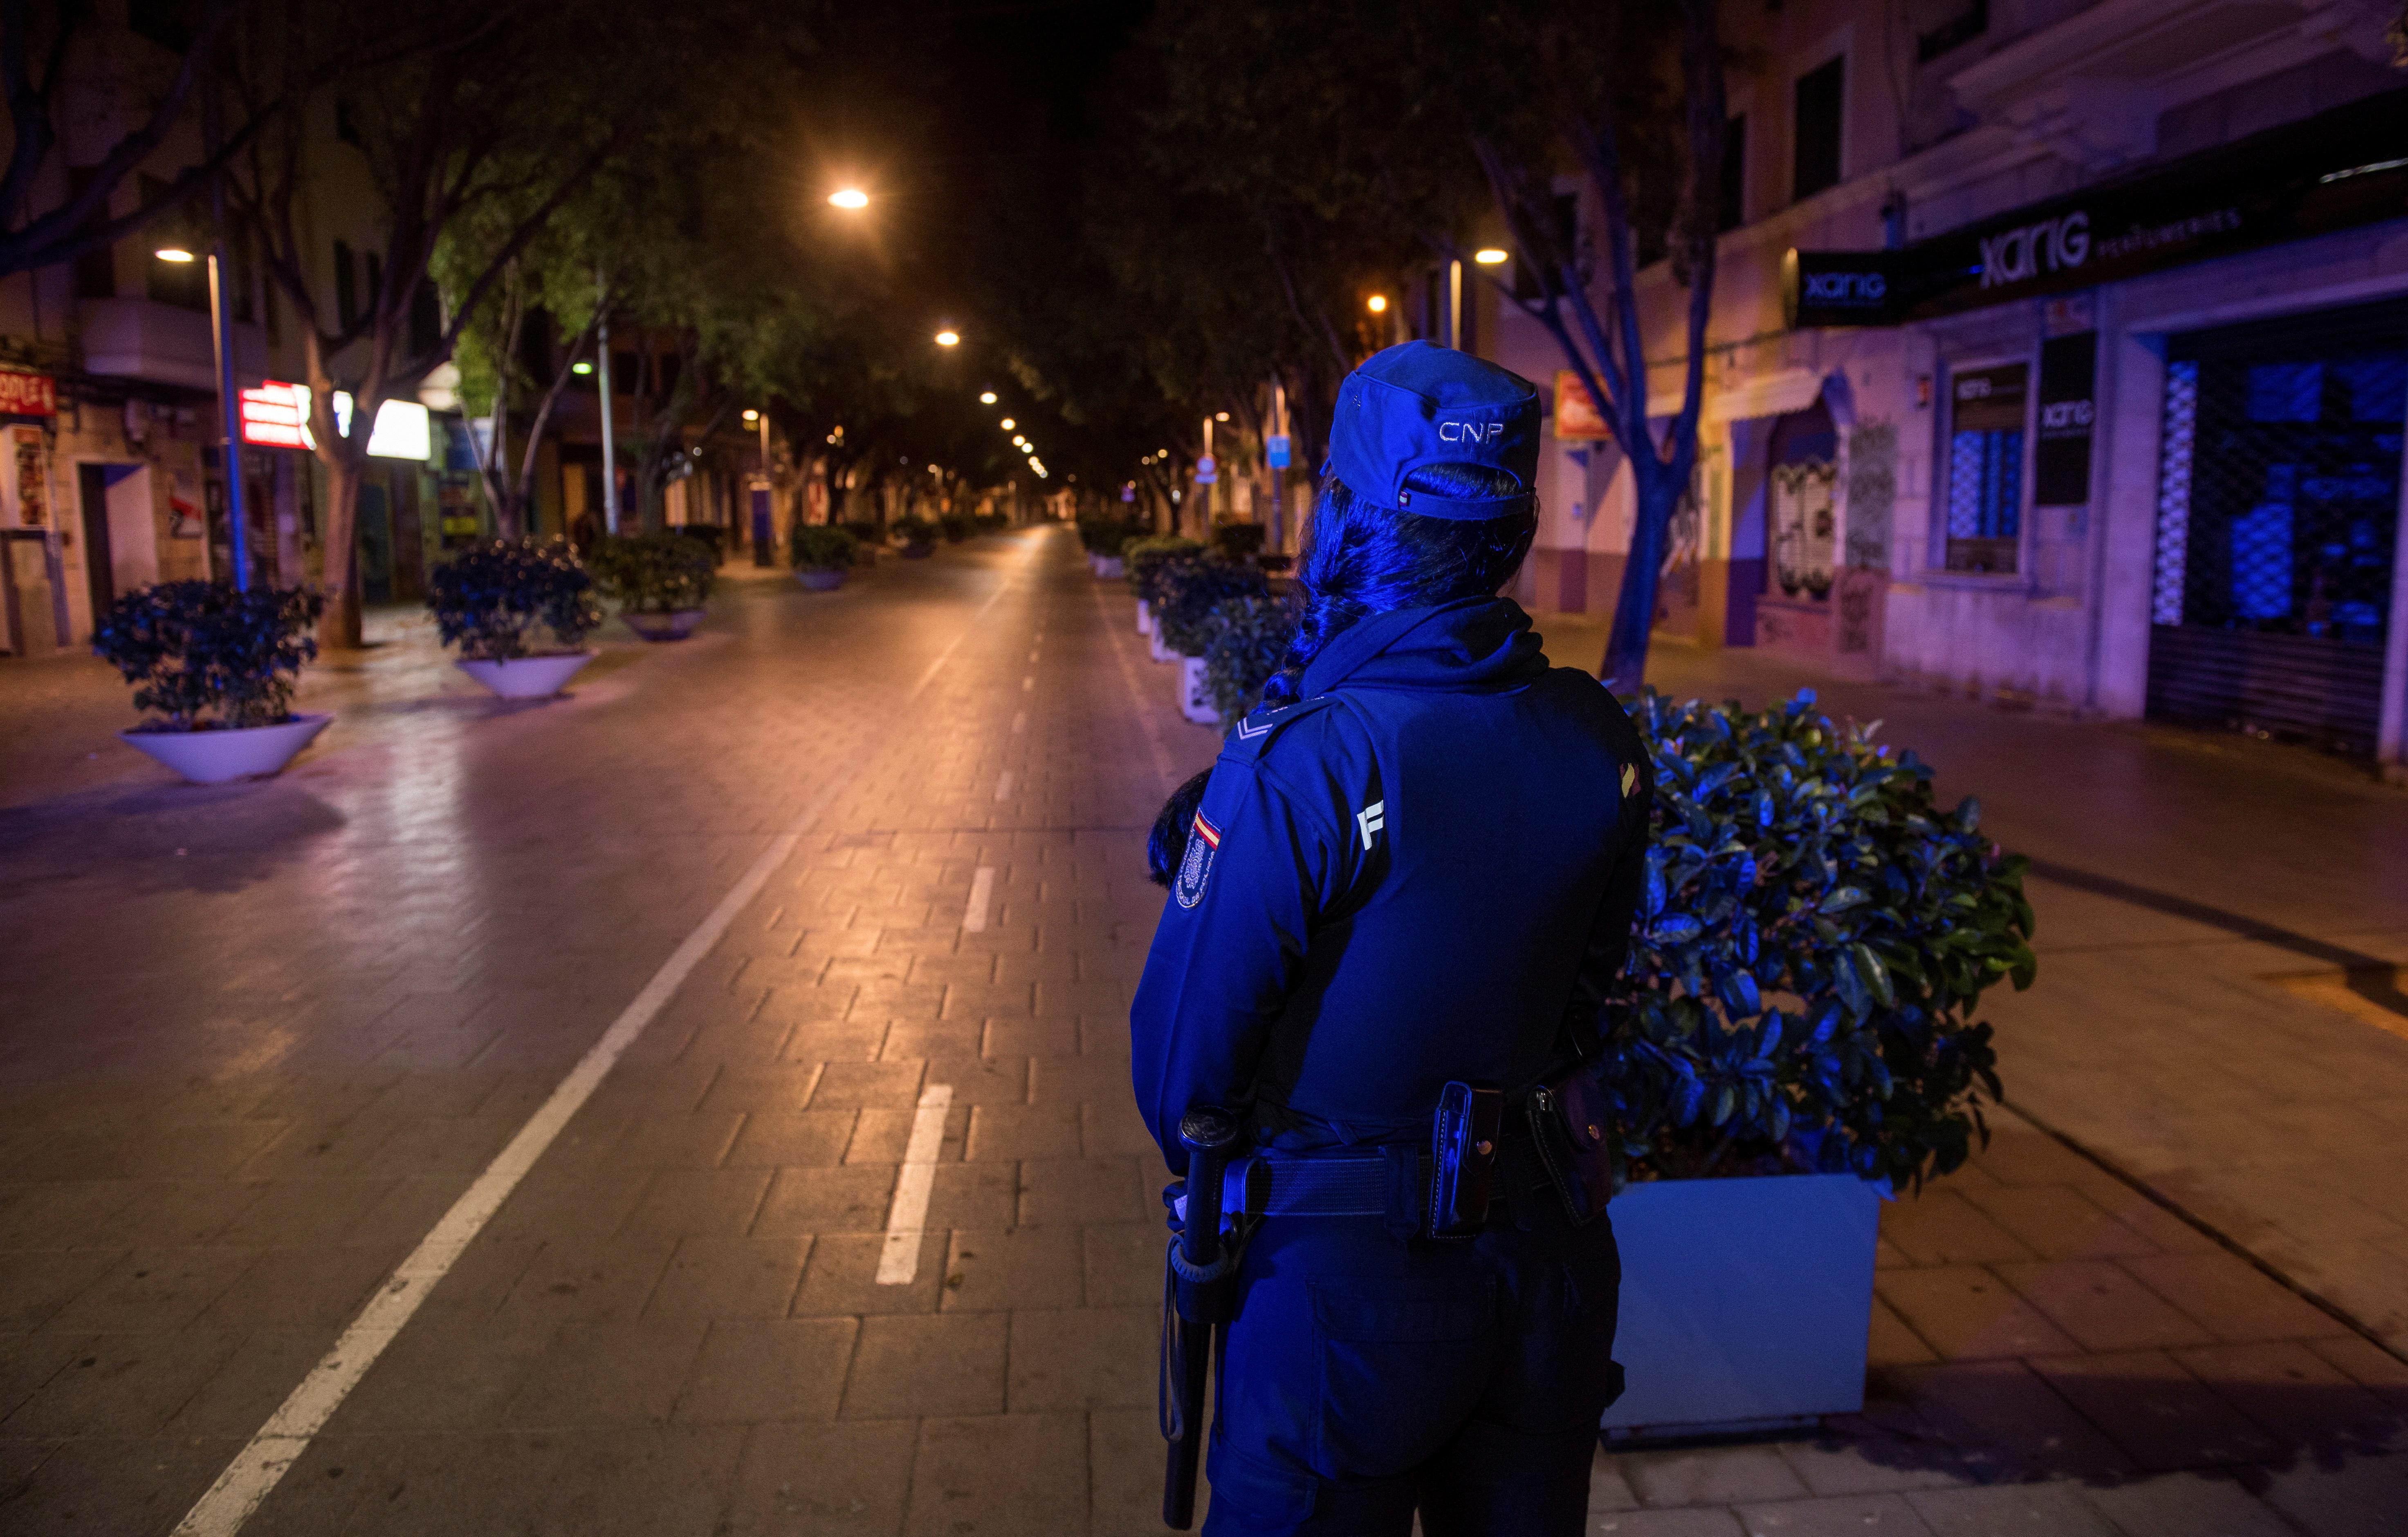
[[1784, 88, 2407, 328]]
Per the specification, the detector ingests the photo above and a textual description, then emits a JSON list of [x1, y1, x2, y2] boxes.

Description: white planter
[[1136, 600, 1153, 636], [456, 652, 595, 699], [1603, 1173, 1881, 1438], [622, 608, 706, 642], [1178, 654, 1219, 725], [795, 567, 848, 591], [118, 713, 332, 785], [1091, 554, 1126, 580], [1149, 627, 1174, 664]]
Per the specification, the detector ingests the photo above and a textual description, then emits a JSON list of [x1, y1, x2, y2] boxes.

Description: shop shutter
[[2146, 298, 2406, 754]]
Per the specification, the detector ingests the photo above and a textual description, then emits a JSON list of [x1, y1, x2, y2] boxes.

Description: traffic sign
[[1266, 435, 1290, 468], [1195, 454, 1217, 485]]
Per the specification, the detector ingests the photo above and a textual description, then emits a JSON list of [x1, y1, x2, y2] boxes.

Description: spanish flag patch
[[1176, 810, 1221, 909]]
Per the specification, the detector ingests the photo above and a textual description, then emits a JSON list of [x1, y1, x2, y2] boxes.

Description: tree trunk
[[318, 453, 366, 649], [1600, 458, 1682, 693]]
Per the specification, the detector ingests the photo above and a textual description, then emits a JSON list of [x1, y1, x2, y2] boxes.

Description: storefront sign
[[240, 381, 432, 460], [2033, 331, 2097, 506], [1553, 370, 1612, 441], [0, 367, 55, 417], [1788, 86, 2408, 328]]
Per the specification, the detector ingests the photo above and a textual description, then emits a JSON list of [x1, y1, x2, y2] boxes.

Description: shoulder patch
[[1221, 695, 1340, 764], [1174, 809, 1220, 908]]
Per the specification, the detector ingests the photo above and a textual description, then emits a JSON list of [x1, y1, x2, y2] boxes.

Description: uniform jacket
[[1130, 595, 1652, 1173]]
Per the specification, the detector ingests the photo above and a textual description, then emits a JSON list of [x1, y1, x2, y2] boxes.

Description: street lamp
[[157, 243, 250, 589], [829, 188, 869, 209], [980, 391, 998, 404], [1474, 248, 1509, 264], [1367, 295, 1388, 313], [934, 330, 960, 347], [999, 418, 1015, 431]]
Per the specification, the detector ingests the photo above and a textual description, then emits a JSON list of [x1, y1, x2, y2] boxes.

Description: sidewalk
[[0, 537, 2402, 1534]]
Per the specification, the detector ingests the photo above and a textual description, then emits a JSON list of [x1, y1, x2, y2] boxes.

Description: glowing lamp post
[[157, 245, 252, 589]]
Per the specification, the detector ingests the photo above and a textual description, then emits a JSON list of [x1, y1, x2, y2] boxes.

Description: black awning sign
[[1786, 87, 2408, 329], [2033, 331, 2097, 506]]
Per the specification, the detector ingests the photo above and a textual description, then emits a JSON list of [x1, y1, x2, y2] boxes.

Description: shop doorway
[[2147, 298, 2404, 754], [76, 462, 155, 620]]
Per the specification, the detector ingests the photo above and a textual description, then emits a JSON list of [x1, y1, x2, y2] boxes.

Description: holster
[[1526, 1067, 1615, 1224], [1427, 1081, 1504, 1238]]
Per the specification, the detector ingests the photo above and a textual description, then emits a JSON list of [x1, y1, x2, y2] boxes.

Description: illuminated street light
[[156, 245, 251, 586], [742, 409, 760, 423], [999, 418, 1015, 430], [572, 361, 593, 375], [154, 247, 196, 263], [1474, 248, 1509, 264], [829, 188, 869, 209], [934, 329, 960, 347], [980, 391, 998, 404], [1214, 411, 1230, 422], [1367, 295, 1388, 313]]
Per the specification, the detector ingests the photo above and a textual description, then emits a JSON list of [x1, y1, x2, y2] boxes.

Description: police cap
[[1324, 339, 1541, 520]]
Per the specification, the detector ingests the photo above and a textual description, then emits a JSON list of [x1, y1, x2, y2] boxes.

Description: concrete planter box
[[622, 608, 706, 642], [456, 652, 594, 699], [1178, 655, 1219, 725], [118, 712, 331, 784], [795, 567, 848, 591], [1136, 600, 1153, 636], [1091, 554, 1126, 580], [1604, 1173, 1881, 1438], [1149, 627, 1175, 664]]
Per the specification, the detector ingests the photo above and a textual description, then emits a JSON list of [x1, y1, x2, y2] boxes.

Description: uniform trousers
[[1201, 1189, 1624, 1537]]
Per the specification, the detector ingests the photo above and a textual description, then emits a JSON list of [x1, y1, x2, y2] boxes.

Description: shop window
[[1942, 362, 2026, 573], [2153, 341, 2403, 644], [1793, 56, 1845, 202]]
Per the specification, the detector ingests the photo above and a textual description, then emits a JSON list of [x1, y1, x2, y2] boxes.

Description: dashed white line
[[876, 1082, 956, 1284], [1011, 710, 1027, 735], [1028, 649, 1039, 663], [962, 866, 996, 933], [1021, 674, 1034, 692], [994, 770, 1014, 802]]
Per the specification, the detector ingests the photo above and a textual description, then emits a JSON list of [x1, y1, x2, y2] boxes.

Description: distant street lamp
[[830, 188, 869, 209], [999, 418, 1015, 431], [934, 330, 960, 347], [1474, 247, 1509, 264], [157, 244, 251, 589], [979, 391, 998, 404], [1367, 295, 1388, 313]]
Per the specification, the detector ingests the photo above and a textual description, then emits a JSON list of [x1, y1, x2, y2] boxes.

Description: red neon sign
[[239, 381, 309, 448]]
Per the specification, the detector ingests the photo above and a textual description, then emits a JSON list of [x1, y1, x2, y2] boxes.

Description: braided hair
[[1147, 464, 1534, 886]]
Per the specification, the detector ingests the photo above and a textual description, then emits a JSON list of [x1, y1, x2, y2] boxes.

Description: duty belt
[[1218, 1151, 1395, 1218]]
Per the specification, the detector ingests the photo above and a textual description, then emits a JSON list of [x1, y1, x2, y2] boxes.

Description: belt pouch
[[1428, 1081, 1503, 1238], [1528, 1070, 1616, 1224]]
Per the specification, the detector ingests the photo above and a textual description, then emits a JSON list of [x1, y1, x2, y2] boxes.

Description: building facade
[[1482, 0, 2408, 771]]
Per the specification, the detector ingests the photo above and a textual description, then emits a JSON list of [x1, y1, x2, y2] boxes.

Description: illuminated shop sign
[[1786, 87, 2408, 329], [239, 382, 432, 460]]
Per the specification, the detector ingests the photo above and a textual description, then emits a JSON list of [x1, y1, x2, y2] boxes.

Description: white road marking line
[[1028, 649, 1039, 663], [1094, 582, 1182, 790], [963, 866, 996, 932], [1011, 710, 1027, 735], [1021, 674, 1034, 692], [994, 771, 1014, 802], [170, 561, 1026, 1537], [875, 1082, 956, 1284]]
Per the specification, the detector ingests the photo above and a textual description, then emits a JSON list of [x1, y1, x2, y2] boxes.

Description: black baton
[[1163, 1106, 1240, 1530]]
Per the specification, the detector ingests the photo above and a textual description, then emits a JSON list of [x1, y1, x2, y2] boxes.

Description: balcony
[[79, 297, 269, 391]]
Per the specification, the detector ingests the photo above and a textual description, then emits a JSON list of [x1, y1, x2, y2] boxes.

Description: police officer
[[1132, 341, 1653, 1536]]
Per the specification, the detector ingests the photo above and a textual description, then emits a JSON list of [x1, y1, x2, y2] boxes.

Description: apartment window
[[1718, 115, 1747, 232], [1916, 0, 1989, 62], [1942, 362, 2027, 573], [1793, 56, 1845, 202], [334, 239, 356, 329]]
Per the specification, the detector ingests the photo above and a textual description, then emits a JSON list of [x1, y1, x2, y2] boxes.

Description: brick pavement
[[1, 533, 2404, 1533]]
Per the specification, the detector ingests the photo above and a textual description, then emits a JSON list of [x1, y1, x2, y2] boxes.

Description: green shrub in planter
[[92, 580, 323, 731], [1125, 536, 1204, 605], [1076, 517, 1142, 557], [590, 530, 718, 613], [1600, 689, 2031, 1193], [938, 512, 971, 543], [1212, 521, 1267, 560], [1202, 593, 1294, 724], [1153, 557, 1268, 656], [892, 515, 940, 549], [426, 538, 602, 661], [790, 525, 860, 571]]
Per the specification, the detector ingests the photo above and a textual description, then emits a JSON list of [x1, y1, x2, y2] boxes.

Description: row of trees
[[965, 0, 1727, 688]]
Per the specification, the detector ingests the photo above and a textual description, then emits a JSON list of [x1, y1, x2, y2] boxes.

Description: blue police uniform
[[1130, 343, 1653, 1536]]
